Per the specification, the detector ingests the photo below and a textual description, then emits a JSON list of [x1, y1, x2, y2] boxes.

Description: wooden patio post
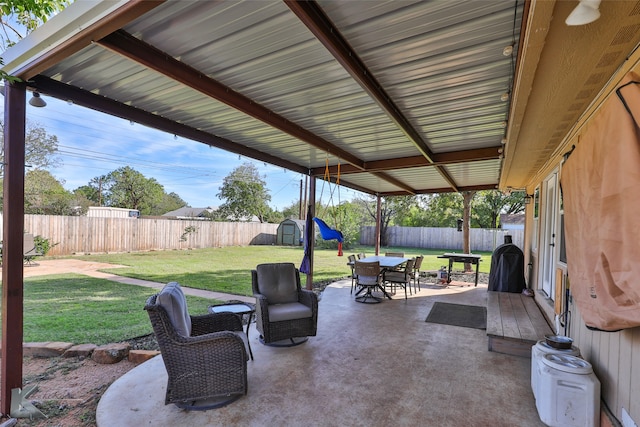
[[462, 191, 476, 272], [1, 82, 26, 416], [305, 175, 316, 290], [375, 194, 382, 255]]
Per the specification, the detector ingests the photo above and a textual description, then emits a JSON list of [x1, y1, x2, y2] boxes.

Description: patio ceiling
[[3, 0, 640, 196]]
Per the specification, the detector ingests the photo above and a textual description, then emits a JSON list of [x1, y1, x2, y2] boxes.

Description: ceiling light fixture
[[500, 92, 510, 102], [502, 45, 513, 56], [566, 0, 601, 26], [28, 91, 47, 107], [501, 138, 508, 145]]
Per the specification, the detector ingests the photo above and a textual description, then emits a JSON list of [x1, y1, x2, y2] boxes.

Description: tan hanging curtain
[[561, 71, 640, 331]]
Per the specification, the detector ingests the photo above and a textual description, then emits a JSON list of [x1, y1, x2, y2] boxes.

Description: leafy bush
[[34, 235, 57, 255]]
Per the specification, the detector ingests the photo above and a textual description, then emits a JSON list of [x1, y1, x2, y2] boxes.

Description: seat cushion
[[256, 263, 299, 304], [268, 302, 313, 322], [357, 275, 379, 285], [156, 282, 191, 337]]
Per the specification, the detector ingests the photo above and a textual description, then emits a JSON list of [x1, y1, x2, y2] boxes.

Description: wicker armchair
[[251, 263, 318, 346], [144, 282, 248, 410]]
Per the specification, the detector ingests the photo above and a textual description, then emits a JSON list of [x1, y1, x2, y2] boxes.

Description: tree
[[1, 0, 70, 81], [0, 120, 60, 178], [357, 195, 418, 246], [280, 201, 301, 220], [155, 192, 188, 215], [421, 193, 463, 227], [334, 200, 367, 249], [471, 190, 526, 229], [83, 167, 165, 215], [23, 169, 74, 215], [217, 162, 271, 223], [313, 200, 367, 250], [408, 191, 526, 230], [262, 207, 284, 224], [73, 184, 101, 205]]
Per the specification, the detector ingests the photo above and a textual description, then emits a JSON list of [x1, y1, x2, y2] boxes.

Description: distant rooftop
[[162, 207, 214, 218]]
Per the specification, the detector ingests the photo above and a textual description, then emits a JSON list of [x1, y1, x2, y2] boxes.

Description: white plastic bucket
[[536, 353, 600, 427], [531, 339, 580, 400]]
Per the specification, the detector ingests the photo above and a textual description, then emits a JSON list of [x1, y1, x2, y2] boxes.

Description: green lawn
[[2, 245, 492, 345], [75, 245, 492, 296], [14, 274, 215, 345]]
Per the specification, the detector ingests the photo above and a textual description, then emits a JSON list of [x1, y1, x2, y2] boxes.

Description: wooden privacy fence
[[1, 215, 522, 256], [2, 215, 278, 256], [360, 226, 524, 252]]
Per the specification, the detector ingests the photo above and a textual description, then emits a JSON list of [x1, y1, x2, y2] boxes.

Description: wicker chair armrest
[[160, 330, 248, 366], [185, 329, 244, 346], [191, 312, 243, 336], [298, 289, 318, 312], [253, 293, 268, 309]]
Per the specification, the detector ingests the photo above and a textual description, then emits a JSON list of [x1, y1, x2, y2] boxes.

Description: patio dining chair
[[251, 263, 318, 346], [353, 260, 384, 304], [347, 254, 358, 293], [383, 258, 415, 300], [357, 252, 366, 260], [412, 255, 424, 292], [144, 282, 248, 410], [23, 233, 43, 266], [384, 252, 405, 257], [384, 252, 405, 272]]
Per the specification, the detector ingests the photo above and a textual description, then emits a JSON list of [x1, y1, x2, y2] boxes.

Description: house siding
[[525, 68, 640, 424]]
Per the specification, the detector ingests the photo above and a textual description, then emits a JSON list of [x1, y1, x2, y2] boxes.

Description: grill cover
[[488, 243, 526, 293]]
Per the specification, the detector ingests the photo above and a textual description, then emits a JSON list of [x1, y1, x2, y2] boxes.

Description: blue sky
[[2, 93, 361, 210]]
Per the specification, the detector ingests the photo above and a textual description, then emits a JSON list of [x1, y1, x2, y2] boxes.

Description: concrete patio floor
[[97, 278, 545, 427]]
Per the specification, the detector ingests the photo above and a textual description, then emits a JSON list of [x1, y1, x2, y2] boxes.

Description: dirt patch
[[4, 356, 135, 426], [0, 335, 158, 427]]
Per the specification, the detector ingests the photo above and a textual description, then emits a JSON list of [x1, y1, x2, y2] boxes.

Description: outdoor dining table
[[437, 253, 482, 287], [352, 256, 410, 300]]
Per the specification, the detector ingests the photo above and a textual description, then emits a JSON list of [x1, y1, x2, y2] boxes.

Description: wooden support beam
[[310, 147, 502, 176], [96, 30, 366, 170], [1, 83, 26, 416], [31, 76, 308, 175], [285, 0, 459, 191]]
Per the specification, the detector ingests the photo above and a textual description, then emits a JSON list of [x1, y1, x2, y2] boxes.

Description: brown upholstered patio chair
[[144, 282, 248, 410], [251, 263, 318, 346]]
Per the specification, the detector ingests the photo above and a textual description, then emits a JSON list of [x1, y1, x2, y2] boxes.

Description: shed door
[[281, 224, 296, 245]]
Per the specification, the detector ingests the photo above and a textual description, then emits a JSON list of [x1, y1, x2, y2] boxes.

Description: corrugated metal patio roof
[[2, 0, 640, 196]]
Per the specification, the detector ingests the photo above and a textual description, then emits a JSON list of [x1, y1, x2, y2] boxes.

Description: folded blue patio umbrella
[[299, 205, 314, 275]]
